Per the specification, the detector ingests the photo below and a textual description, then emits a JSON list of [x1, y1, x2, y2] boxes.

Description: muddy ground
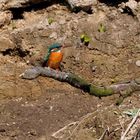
[[0, 1, 140, 140]]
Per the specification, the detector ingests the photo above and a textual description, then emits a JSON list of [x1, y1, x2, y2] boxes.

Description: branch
[[20, 67, 140, 105]]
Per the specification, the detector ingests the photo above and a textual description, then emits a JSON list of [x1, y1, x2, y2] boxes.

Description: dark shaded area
[[10, 0, 93, 19], [99, 0, 129, 6], [9, 0, 61, 19], [122, 6, 135, 17], [10, 8, 24, 19], [135, 129, 140, 140], [1, 48, 30, 57], [70, 6, 93, 14]]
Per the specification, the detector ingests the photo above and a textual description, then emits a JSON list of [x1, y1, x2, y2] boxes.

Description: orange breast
[[47, 51, 63, 69]]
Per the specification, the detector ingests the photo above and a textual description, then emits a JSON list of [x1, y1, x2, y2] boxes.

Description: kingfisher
[[43, 43, 63, 70]]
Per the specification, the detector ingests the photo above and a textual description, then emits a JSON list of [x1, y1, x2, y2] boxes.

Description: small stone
[[26, 60, 30, 64], [91, 66, 97, 72], [126, 0, 138, 11], [28, 130, 37, 136], [66, 0, 94, 12], [49, 32, 57, 39], [128, 59, 133, 63], [136, 60, 140, 67], [118, 8, 124, 13], [49, 106, 53, 111]]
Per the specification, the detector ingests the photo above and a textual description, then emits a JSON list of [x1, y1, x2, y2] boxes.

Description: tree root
[[20, 66, 140, 105]]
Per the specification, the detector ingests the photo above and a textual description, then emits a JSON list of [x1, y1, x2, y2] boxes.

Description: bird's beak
[[61, 44, 71, 48]]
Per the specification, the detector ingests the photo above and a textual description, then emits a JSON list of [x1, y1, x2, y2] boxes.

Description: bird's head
[[48, 43, 63, 52]]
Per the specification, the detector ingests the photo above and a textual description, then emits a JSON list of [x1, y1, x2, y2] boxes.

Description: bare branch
[[20, 66, 140, 105]]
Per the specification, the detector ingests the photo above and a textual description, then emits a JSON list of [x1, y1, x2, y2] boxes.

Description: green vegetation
[[98, 23, 106, 33], [10, 21, 17, 29], [80, 34, 91, 46], [48, 17, 54, 25]]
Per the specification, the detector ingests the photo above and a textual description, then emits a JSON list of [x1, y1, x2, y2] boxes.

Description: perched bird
[[43, 43, 63, 70]]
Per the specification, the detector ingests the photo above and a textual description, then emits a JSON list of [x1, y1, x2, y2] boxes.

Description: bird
[[43, 43, 63, 70]]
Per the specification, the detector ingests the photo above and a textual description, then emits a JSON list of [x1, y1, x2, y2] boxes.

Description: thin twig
[[109, 127, 122, 134], [120, 109, 140, 140], [67, 111, 97, 139], [51, 121, 78, 139], [99, 129, 109, 140]]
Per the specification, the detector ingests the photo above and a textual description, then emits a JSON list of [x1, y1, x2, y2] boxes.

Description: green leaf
[[98, 23, 106, 33], [48, 18, 54, 25], [84, 36, 90, 43], [80, 34, 91, 43], [80, 34, 85, 40]]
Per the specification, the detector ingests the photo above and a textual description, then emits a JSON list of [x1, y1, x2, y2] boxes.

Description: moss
[[89, 85, 113, 97], [68, 74, 114, 97]]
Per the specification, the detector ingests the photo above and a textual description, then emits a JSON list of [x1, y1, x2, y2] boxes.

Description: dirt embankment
[[0, 0, 140, 140]]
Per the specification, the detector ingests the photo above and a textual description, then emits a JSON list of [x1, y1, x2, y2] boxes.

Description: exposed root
[[21, 67, 140, 105]]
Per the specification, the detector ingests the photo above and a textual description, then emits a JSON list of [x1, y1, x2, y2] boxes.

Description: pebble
[[136, 60, 140, 67], [49, 32, 57, 39], [128, 59, 133, 63], [28, 130, 37, 136], [91, 66, 97, 72]]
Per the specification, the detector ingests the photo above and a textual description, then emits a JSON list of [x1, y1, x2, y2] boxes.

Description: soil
[[0, 1, 140, 140]]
